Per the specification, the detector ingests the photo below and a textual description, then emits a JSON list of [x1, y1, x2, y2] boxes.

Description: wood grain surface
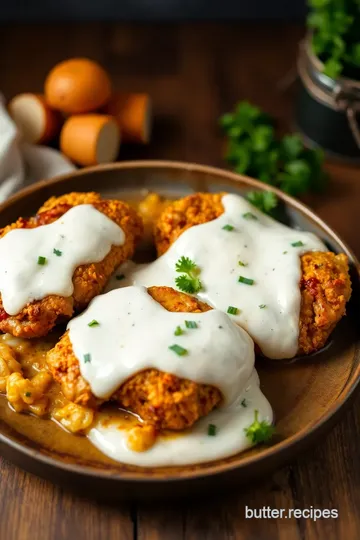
[[1, 21, 360, 540]]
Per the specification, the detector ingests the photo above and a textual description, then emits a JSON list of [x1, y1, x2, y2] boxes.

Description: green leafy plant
[[307, 0, 360, 79], [220, 101, 328, 215]]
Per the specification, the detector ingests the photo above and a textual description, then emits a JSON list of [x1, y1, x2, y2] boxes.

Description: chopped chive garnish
[[88, 320, 99, 327], [84, 353, 91, 363], [37, 256, 47, 265], [115, 274, 125, 281], [169, 344, 188, 356], [185, 320, 198, 329], [238, 260, 248, 267], [208, 424, 217, 436], [238, 276, 254, 285], [25, 392, 32, 397], [227, 306, 239, 315], [174, 326, 183, 336], [283, 251, 288, 254], [53, 249, 62, 256], [241, 399, 247, 407], [243, 212, 257, 220], [291, 241, 305, 248], [259, 304, 266, 309], [222, 224, 234, 231]]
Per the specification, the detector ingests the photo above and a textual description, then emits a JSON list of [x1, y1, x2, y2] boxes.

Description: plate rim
[[0, 159, 359, 483]]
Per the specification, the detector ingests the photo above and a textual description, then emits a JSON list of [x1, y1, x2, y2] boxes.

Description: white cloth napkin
[[0, 96, 75, 203]]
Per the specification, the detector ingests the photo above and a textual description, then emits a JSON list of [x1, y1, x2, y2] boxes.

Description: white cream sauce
[[106, 194, 326, 359], [89, 370, 273, 467], [67, 285, 272, 467], [68, 285, 255, 402], [0, 204, 124, 315]]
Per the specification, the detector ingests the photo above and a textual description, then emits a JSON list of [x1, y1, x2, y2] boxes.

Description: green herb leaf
[[242, 212, 257, 220], [222, 224, 234, 231], [246, 191, 278, 216], [241, 399, 247, 407], [37, 256, 47, 265], [238, 276, 254, 285], [238, 260, 247, 267], [227, 306, 239, 315], [175, 256, 197, 274], [174, 326, 183, 336], [185, 320, 198, 329], [220, 99, 329, 203], [244, 410, 275, 444], [259, 304, 266, 309], [84, 353, 91, 364], [208, 423, 217, 436], [169, 344, 188, 356], [88, 320, 99, 327], [280, 134, 303, 160], [25, 392, 32, 397], [175, 257, 202, 294], [53, 249, 62, 257], [323, 57, 342, 79], [291, 241, 305, 247]]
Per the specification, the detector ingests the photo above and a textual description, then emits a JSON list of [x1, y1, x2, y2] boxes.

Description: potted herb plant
[[295, 0, 360, 160]]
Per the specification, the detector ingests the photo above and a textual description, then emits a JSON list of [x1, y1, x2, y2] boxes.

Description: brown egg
[[105, 93, 152, 144], [45, 58, 112, 114], [60, 114, 120, 166], [8, 93, 63, 144]]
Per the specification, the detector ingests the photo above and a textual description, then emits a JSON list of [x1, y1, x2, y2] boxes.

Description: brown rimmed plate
[[0, 160, 359, 500]]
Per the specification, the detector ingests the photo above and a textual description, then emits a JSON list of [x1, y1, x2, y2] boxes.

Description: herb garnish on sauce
[[169, 344, 188, 356], [175, 256, 202, 294], [244, 410, 275, 443], [238, 276, 254, 285]]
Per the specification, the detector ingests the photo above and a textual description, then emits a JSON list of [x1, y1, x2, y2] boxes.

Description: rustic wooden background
[[1, 22, 360, 540]]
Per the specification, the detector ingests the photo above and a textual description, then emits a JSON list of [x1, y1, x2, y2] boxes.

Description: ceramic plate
[[0, 161, 359, 500]]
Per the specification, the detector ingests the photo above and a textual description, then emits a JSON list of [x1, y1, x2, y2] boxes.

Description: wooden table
[[1, 22, 360, 540]]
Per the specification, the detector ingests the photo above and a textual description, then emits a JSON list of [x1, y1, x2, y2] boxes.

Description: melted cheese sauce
[[68, 286, 255, 402], [89, 370, 273, 467], [107, 194, 326, 359], [0, 205, 124, 315]]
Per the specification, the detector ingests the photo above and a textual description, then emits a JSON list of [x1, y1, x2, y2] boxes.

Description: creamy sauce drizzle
[[67, 285, 272, 467], [0, 205, 124, 315], [107, 194, 326, 359], [68, 286, 255, 402], [89, 370, 273, 467]]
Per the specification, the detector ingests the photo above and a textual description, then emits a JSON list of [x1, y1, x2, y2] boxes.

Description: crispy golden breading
[[154, 192, 225, 256], [46, 286, 222, 430], [36, 192, 102, 213], [299, 252, 351, 355], [0, 193, 143, 338], [154, 192, 351, 355]]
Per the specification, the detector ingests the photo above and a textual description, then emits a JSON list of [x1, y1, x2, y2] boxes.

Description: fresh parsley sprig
[[244, 410, 275, 444], [307, 0, 360, 79], [175, 256, 202, 294], [220, 101, 328, 215]]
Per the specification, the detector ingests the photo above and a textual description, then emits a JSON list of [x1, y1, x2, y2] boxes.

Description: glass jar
[[295, 35, 360, 161]]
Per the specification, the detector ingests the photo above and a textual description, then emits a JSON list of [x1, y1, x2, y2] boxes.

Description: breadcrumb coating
[[46, 286, 222, 430], [154, 192, 352, 355], [0, 192, 143, 338]]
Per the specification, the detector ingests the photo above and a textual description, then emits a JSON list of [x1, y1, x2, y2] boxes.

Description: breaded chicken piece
[[36, 191, 102, 213], [0, 193, 143, 338], [299, 251, 351, 355], [154, 193, 351, 355], [154, 192, 225, 256], [46, 286, 222, 430]]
